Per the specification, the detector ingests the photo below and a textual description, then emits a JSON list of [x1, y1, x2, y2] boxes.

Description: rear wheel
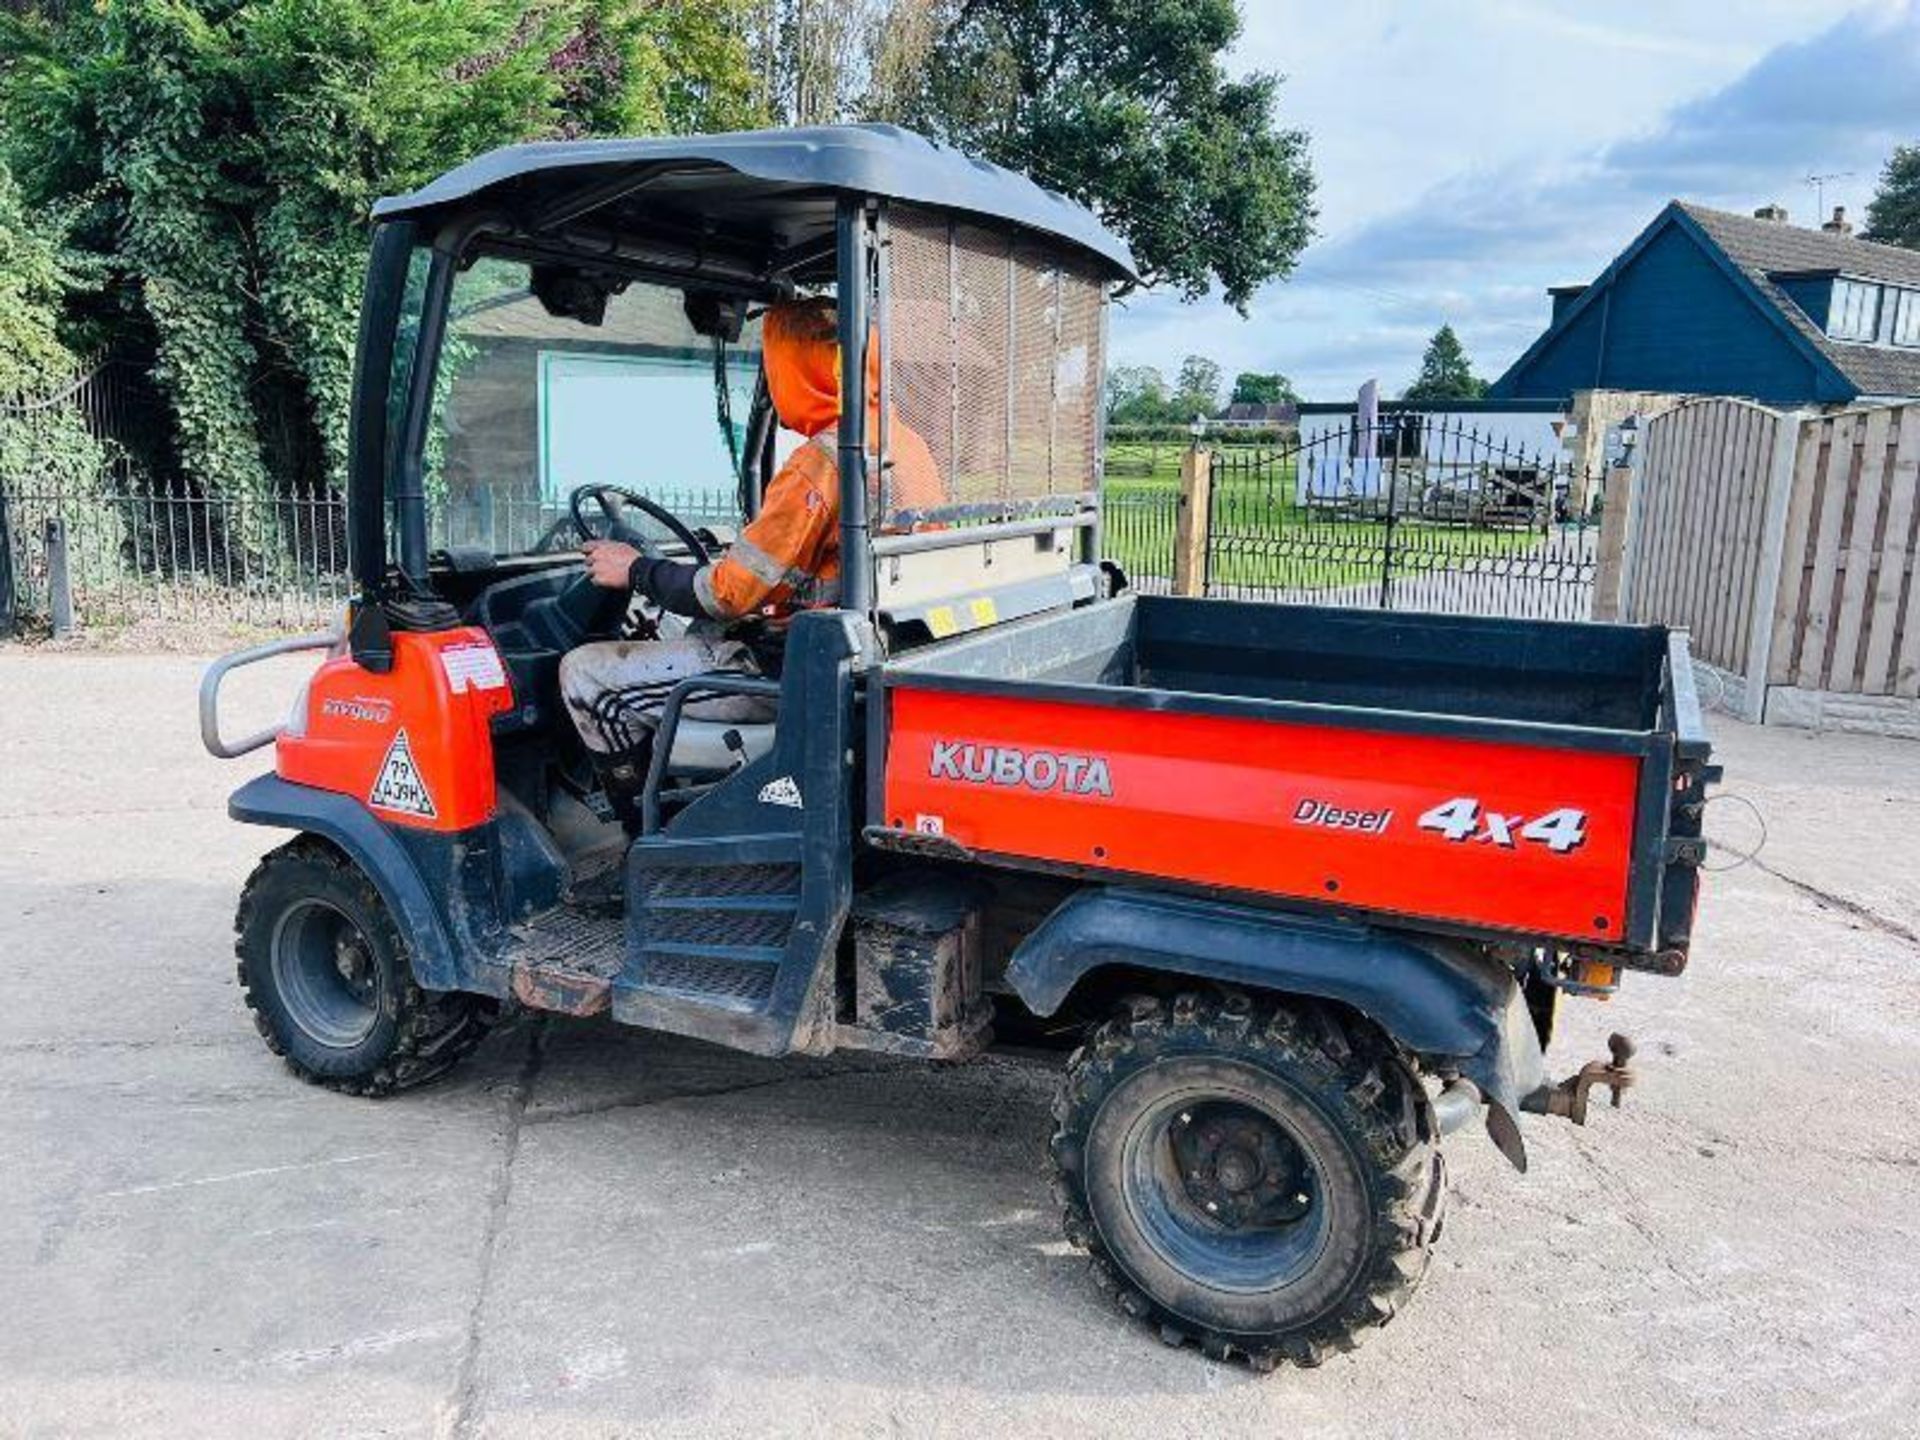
[[1049, 990, 1444, 1370], [235, 838, 497, 1095]]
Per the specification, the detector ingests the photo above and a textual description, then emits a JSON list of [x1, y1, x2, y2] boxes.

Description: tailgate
[[880, 685, 1653, 946]]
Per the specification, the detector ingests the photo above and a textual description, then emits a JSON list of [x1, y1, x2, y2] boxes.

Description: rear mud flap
[[1464, 982, 1547, 1172]]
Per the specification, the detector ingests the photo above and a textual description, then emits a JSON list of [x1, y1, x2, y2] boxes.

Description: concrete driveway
[[2, 649, 1916, 1438]]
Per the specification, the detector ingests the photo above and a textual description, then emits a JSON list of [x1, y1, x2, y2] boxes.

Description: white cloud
[[1113, 0, 1917, 399]]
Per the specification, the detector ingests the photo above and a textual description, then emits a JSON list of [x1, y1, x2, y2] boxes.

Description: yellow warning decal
[[926, 605, 958, 637], [968, 596, 998, 626]]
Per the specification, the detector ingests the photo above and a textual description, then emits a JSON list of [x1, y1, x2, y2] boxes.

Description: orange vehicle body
[[276, 628, 515, 833], [882, 686, 1644, 942]]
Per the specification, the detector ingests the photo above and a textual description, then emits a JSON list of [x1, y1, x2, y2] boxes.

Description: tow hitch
[[1525, 1033, 1636, 1126]]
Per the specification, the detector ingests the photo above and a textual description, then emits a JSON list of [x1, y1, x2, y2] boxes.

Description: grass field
[[1100, 442, 1554, 591]]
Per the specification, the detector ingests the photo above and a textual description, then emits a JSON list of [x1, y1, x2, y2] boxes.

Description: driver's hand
[[582, 539, 643, 589]]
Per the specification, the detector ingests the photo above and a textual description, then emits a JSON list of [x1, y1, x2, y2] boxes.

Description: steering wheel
[[569, 484, 712, 564], [540, 485, 715, 649]]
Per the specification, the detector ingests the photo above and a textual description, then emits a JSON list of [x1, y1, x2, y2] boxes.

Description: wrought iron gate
[[1203, 416, 1601, 620]]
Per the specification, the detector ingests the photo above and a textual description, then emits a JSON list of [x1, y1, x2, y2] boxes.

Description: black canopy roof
[[373, 123, 1138, 284]]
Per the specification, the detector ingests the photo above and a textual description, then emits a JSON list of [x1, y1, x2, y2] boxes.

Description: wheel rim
[[269, 899, 381, 1049], [1119, 1085, 1333, 1295]]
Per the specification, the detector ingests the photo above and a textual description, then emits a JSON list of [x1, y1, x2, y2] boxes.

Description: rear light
[[1569, 956, 1620, 999]]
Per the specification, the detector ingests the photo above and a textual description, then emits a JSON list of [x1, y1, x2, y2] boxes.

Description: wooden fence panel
[[1768, 404, 1920, 695], [1703, 404, 1757, 666], [1628, 398, 1779, 674], [1861, 406, 1919, 695], [1794, 412, 1859, 688], [1888, 408, 1920, 696], [1723, 405, 1771, 674], [1689, 401, 1735, 660], [1629, 399, 1920, 704], [1768, 416, 1828, 683], [1698, 404, 1737, 659], [1631, 401, 1692, 637], [1827, 408, 1889, 690]]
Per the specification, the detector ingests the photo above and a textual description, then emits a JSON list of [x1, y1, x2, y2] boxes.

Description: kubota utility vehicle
[[202, 126, 1716, 1369]]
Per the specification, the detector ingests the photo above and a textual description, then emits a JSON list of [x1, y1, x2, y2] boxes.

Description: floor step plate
[[499, 904, 626, 1016]]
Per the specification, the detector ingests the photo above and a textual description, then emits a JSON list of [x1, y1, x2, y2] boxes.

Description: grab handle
[[199, 630, 340, 759], [640, 674, 783, 834]]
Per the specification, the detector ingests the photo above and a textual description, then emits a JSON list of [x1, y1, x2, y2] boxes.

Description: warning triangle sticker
[[368, 729, 437, 819]]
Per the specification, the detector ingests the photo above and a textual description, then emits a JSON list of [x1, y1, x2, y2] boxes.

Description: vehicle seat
[[666, 718, 779, 777]]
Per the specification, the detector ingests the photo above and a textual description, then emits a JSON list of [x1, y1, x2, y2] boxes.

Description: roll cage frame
[[347, 202, 869, 605], [347, 140, 1130, 647]]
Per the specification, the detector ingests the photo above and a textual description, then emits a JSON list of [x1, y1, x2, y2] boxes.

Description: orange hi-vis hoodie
[[692, 299, 943, 621]]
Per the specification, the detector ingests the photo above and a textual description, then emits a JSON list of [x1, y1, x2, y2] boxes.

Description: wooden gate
[[1623, 398, 1788, 679]]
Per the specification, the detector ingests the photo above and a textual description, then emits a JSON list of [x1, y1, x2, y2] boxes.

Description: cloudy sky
[[1107, 0, 1920, 401]]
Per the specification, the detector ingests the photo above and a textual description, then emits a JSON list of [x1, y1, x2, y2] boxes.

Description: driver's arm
[[581, 541, 706, 619], [584, 449, 835, 620], [626, 554, 706, 619], [607, 452, 833, 620]]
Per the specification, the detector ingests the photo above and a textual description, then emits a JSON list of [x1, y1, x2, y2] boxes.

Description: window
[[1893, 288, 1920, 349], [419, 257, 766, 556], [1829, 279, 1881, 342]]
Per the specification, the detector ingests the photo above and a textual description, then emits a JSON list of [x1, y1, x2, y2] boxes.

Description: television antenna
[[1805, 171, 1856, 216]]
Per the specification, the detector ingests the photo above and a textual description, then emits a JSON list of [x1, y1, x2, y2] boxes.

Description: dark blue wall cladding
[[1772, 274, 1833, 330], [1495, 217, 1852, 406]]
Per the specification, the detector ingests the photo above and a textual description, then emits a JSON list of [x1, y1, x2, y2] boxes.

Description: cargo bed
[[871, 596, 1712, 961]]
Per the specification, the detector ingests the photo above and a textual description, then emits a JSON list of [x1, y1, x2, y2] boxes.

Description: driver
[[558, 296, 939, 810]]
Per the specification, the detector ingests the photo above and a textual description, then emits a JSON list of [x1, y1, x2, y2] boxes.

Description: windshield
[[413, 255, 765, 557]]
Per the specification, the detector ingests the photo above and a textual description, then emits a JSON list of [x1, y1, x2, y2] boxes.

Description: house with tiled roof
[[1491, 201, 1920, 406]]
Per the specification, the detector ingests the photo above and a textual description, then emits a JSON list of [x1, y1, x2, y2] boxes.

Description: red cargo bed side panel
[[882, 687, 1641, 942]]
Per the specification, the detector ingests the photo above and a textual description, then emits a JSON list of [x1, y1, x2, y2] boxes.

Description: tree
[[1174, 354, 1223, 416], [1402, 325, 1488, 403], [746, 0, 941, 125], [901, 0, 1315, 312], [1863, 144, 1920, 249], [0, 161, 85, 395], [0, 159, 109, 526], [742, 2, 1319, 311], [1106, 363, 1169, 422], [1230, 370, 1297, 406], [0, 0, 763, 511]]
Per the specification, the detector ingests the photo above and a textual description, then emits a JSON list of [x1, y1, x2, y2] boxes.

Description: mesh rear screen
[[883, 205, 1106, 526]]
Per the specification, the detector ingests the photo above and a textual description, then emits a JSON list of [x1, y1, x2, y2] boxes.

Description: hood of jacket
[[763, 299, 842, 439]]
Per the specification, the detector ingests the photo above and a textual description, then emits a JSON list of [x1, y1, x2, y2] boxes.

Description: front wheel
[[235, 838, 497, 1095], [1049, 990, 1445, 1369]]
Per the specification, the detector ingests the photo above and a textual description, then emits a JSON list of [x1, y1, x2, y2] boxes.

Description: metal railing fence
[[9, 370, 1616, 635], [3, 475, 352, 632], [0, 477, 745, 634]]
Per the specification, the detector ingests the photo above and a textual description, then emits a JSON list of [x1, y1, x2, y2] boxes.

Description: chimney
[[1822, 205, 1854, 236], [1753, 203, 1789, 223]]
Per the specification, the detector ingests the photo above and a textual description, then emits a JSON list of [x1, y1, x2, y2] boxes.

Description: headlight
[[284, 678, 313, 738]]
